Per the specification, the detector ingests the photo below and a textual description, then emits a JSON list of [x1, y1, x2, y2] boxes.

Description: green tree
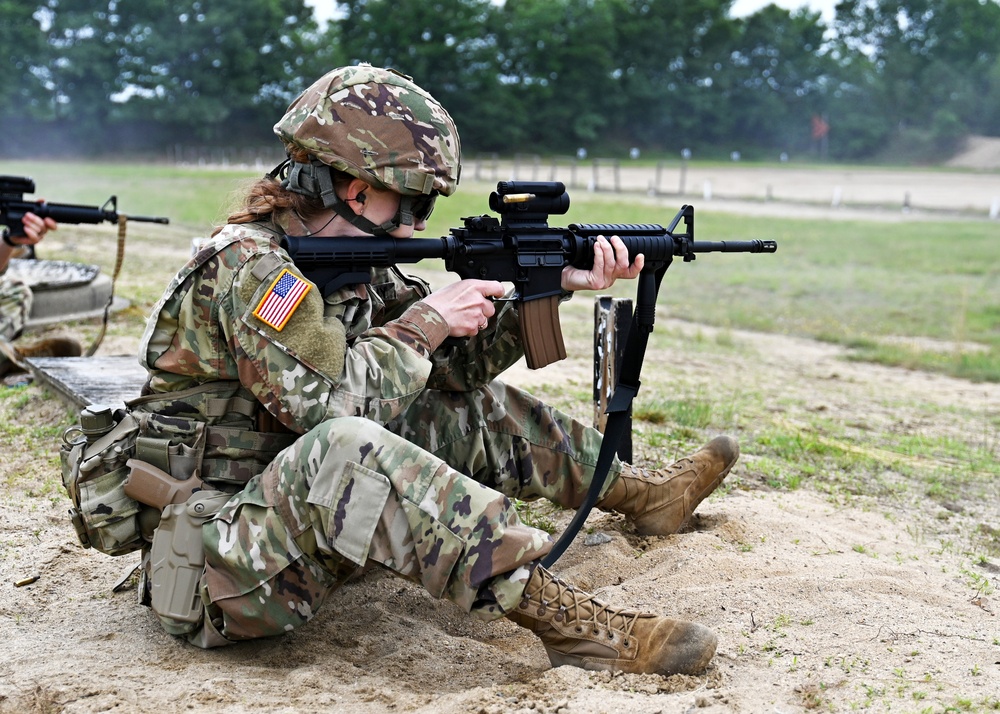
[[33, 0, 327, 149], [488, 0, 619, 153], [724, 5, 835, 154], [830, 0, 1000, 154], [608, 0, 740, 152], [0, 2, 49, 114], [335, 0, 502, 152]]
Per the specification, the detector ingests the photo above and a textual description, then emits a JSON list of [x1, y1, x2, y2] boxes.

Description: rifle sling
[[540, 388, 634, 568], [540, 266, 668, 568], [84, 215, 127, 357]]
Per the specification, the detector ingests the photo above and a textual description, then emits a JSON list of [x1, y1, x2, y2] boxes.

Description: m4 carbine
[[284, 180, 776, 564], [1, 175, 169, 241], [283, 180, 776, 369]]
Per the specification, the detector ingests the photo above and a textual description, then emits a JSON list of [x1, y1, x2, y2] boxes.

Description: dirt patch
[[947, 135, 1000, 171], [2, 311, 999, 713]]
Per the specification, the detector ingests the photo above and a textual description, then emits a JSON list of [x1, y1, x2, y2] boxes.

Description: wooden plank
[[25, 356, 147, 410]]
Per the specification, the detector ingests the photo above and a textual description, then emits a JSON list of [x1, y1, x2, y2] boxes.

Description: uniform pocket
[[77, 465, 142, 555], [306, 459, 391, 567], [201, 475, 337, 642]]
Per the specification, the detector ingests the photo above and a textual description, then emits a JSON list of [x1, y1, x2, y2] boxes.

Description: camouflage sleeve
[[368, 269, 527, 391], [230, 253, 449, 432], [424, 296, 526, 391]]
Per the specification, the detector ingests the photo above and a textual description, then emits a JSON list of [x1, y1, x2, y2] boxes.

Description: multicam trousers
[[189, 378, 619, 646], [0, 275, 32, 373]]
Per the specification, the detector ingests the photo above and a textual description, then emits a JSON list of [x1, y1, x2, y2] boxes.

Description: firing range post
[[594, 296, 633, 463]]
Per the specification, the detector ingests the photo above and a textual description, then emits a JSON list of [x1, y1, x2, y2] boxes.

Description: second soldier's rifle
[[283, 180, 777, 564], [1, 174, 170, 356], [1, 175, 169, 243]]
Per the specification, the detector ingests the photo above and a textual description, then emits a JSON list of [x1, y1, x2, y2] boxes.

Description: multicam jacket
[[138, 221, 525, 435]]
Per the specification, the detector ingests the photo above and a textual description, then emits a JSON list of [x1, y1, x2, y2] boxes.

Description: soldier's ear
[[343, 179, 370, 215]]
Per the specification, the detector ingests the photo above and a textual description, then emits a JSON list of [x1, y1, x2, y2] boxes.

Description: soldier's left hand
[[18, 210, 58, 244], [560, 234, 644, 293]]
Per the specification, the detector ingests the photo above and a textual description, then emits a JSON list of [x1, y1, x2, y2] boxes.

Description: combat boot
[[15, 335, 83, 360], [508, 564, 716, 676], [598, 435, 739, 536], [0, 335, 83, 378]]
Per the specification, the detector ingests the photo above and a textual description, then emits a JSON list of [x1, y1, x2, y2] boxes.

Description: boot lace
[[527, 571, 640, 646], [623, 457, 694, 482]]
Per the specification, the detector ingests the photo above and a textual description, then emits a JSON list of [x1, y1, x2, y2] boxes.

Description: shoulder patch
[[251, 251, 285, 281], [253, 268, 312, 331]]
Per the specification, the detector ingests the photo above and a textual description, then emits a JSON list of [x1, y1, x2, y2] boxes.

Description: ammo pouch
[[60, 405, 145, 556], [60, 395, 297, 558], [59, 403, 208, 557]]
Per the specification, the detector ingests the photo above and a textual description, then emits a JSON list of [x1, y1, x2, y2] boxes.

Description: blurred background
[[3, 0, 999, 165]]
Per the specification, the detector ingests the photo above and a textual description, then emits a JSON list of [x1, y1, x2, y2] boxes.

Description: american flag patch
[[253, 269, 311, 331]]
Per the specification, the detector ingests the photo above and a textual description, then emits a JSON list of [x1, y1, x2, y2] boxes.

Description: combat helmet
[[272, 64, 461, 235]]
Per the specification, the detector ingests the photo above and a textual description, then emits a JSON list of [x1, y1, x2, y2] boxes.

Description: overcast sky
[[729, 0, 837, 21], [304, 0, 839, 27]]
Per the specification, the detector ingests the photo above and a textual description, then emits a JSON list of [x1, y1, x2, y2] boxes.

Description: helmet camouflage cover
[[274, 65, 461, 197]]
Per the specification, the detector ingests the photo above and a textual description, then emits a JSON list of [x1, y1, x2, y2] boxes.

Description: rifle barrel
[[692, 239, 777, 253], [34, 202, 116, 225], [124, 214, 170, 224]]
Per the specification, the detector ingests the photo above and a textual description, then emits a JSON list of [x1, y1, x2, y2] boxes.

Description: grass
[[4, 158, 1000, 714], [11, 159, 1000, 384]]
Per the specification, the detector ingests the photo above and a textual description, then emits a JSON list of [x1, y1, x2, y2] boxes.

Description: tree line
[[3, 0, 999, 163]]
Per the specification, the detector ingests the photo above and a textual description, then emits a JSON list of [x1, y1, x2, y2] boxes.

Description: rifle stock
[[281, 181, 777, 369]]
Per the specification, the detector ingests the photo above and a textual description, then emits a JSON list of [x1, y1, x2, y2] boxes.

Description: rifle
[[1, 175, 169, 242], [1, 174, 170, 357], [283, 180, 776, 565], [283, 180, 775, 370]]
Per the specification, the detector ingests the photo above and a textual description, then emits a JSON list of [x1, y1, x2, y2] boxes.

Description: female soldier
[[134, 65, 737, 675]]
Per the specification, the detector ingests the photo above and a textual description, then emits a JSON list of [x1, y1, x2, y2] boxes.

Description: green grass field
[[8, 160, 999, 382]]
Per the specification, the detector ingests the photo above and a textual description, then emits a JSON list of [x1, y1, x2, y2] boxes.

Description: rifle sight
[[489, 181, 570, 218], [1, 176, 36, 197]]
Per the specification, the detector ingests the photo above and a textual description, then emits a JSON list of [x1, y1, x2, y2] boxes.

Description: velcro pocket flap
[[306, 460, 391, 567]]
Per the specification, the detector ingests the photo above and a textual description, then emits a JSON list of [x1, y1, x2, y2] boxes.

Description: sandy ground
[[2, 150, 999, 713], [3, 320, 998, 714]]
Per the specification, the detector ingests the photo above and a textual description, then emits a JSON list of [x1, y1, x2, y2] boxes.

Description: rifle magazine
[[519, 295, 566, 369]]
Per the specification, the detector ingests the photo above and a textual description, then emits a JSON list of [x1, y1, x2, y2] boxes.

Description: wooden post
[[594, 296, 633, 463]]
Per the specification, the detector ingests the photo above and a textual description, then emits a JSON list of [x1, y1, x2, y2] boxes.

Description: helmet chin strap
[[281, 159, 416, 237]]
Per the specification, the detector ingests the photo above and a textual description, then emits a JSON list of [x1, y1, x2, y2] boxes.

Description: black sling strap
[[541, 209, 689, 567]]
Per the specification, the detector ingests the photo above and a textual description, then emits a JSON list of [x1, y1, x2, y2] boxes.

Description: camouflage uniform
[[0, 229, 33, 373], [0, 270, 31, 342], [128, 68, 734, 676], [137, 222, 622, 646]]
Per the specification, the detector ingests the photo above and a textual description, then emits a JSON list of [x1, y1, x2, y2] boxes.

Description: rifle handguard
[[519, 295, 566, 369]]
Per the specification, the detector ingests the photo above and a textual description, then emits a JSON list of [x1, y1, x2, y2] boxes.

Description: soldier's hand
[[422, 279, 505, 337], [19, 210, 58, 244], [560, 234, 644, 293]]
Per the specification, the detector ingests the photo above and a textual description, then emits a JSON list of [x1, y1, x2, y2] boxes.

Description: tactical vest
[[60, 380, 297, 557], [60, 228, 297, 557]]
